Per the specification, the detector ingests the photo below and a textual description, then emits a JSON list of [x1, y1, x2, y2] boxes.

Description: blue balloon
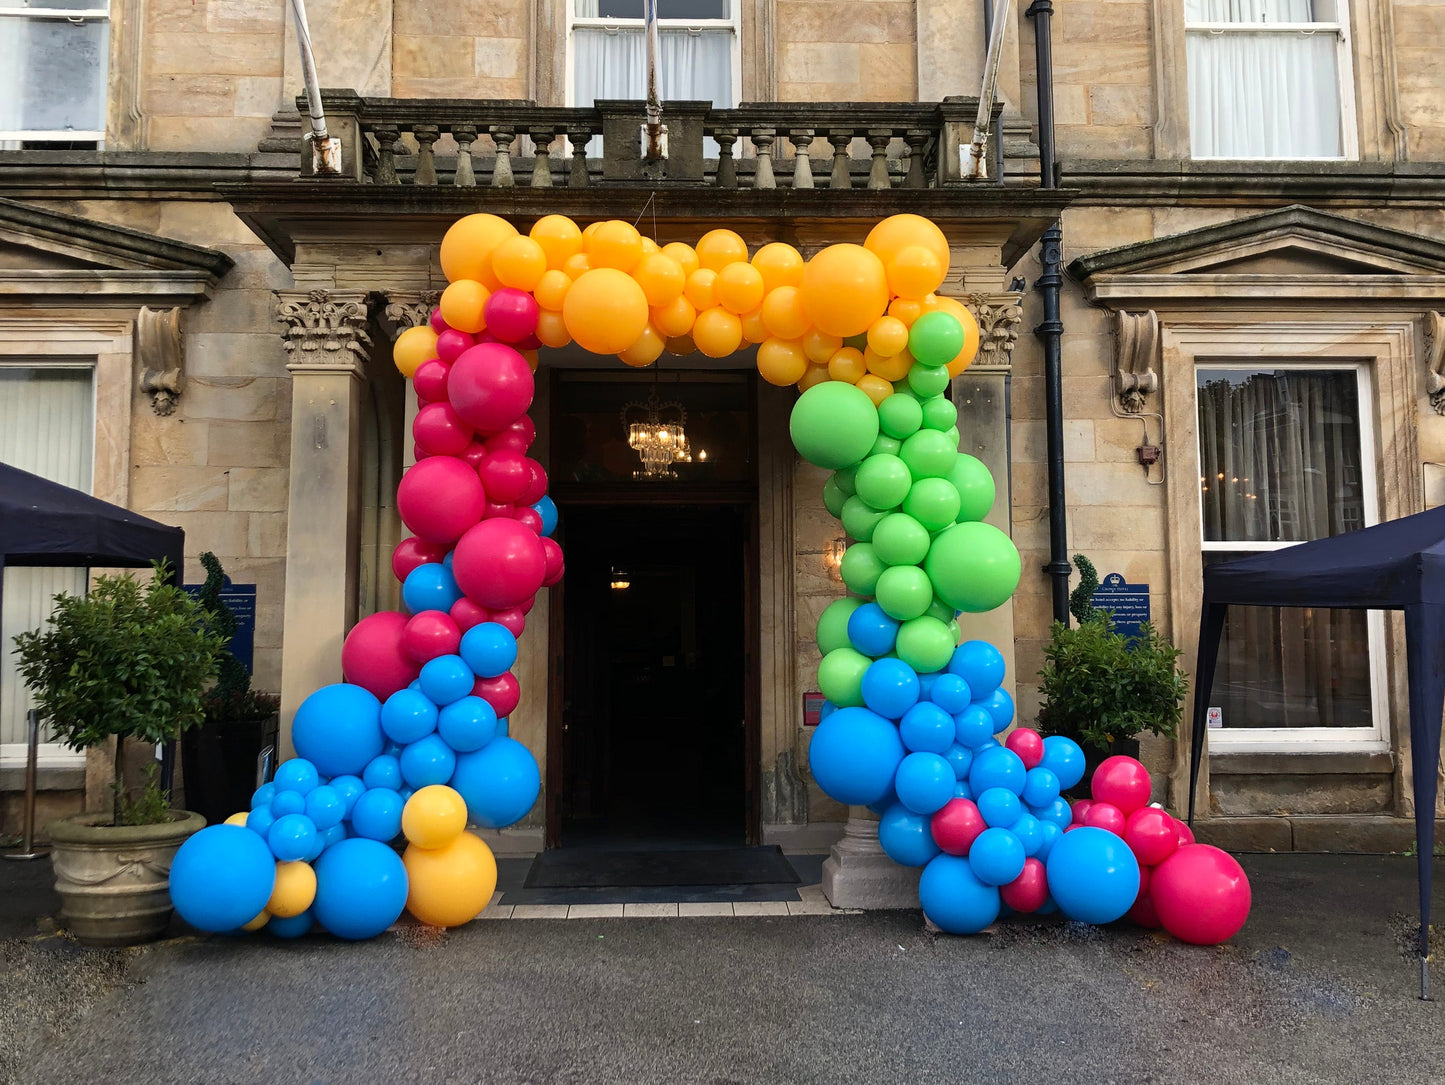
[[877, 803, 941, 867], [350, 787, 404, 842], [916, 672, 938, 702], [866, 780, 900, 817], [362, 753, 403, 792], [419, 654, 474, 706], [270, 790, 305, 817], [919, 854, 1000, 934], [459, 622, 519, 680], [267, 909, 314, 939], [312, 838, 409, 940], [943, 742, 974, 781], [437, 695, 498, 753], [894, 752, 955, 816], [402, 562, 462, 615], [532, 494, 558, 537], [979, 688, 1015, 733], [293, 683, 384, 778], [383, 741, 403, 758], [442, 550, 454, 571], [953, 780, 973, 800], [399, 733, 457, 788], [1035, 796, 1073, 830], [495, 717, 509, 737], [397, 787, 415, 805], [1035, 819, 1062, 860], [976, 787, 1021, 829], [1021, 766, 1061, 809], [245, 806, 275, 837], [1041, 735, 1087, 791], [929, 673, 973, 715], [250, 782, 275, 810], [304, 785, 345, 830], [1045, 826, 1141, 925], [969, 746, 1027, 796], [818, 700, 839, 723], [319, 823, 348, 852], [975, 737, 1001, 753], [807, 706, 906, 806], [1011, 813, 1044, 857], [329, 775, 366, 817], [948, 640, 1005, 697], [953, 705, 995, 749], [267, 813, 319, 862], [860, 658, 920, 720], [170, 825, 276, 933], [381, 688, 439, 745], [846, 602, 900, 657], [451, 737, 541, 829], [899, 702, 955, 754], [273, 758, 320, 795], [968, 826, 1025, 886]]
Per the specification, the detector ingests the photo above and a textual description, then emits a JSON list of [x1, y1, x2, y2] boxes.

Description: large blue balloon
[[1021, 766, 1061, 809], [459, 622, 518, 680], [894, 751, 955, 815], [976, 786, 1021, 829], [807, 706, 906, 806], [350, 787, 404, 842], [450, 736, 540, 829], [948, 640, 1005, 697], [437, 695, 499, 752], [292, 683, 384, 778], [170, 825, 276, 933], [402, 562, 462, 615], [928, 673, 972, 715], [968, 826, 1026, 886], [877, 803, 941, 867], [860, 658, 920, 720], [312, 838, 409, 940], [532, 495, 558, 537], [418, 654, 474, 706], [399, 733, 457, 788], [846, 602, 900, 658], [381, 688, 438, 745], [1041, 735, 1087, 791], [969, 746, 1026, 796], [919, 854, 1000, 934], [1045, 826, 1140, 925], [899, 702, 955, 754], [953, 705, 995, 749]]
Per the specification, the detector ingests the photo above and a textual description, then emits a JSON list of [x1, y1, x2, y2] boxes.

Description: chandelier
[[621, 387, 691, 479]]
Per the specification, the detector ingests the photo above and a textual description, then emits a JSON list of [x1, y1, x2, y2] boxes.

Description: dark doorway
[[556, 504, 748, 846]]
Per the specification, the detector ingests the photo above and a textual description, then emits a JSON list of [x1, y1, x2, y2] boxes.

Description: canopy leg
[[1188, 602, 1226, 825]]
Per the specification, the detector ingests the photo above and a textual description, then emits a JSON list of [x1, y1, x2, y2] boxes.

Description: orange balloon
[[534, 268, 573, 311], [867, 315, 911, 358], [581, 221, 605, 246], [756, 338, 809, 387], [684, 268, 719, 312], [619, 323, 666, 367], [803, 329, 843, 365], [640, 236, 660, 255], [588, 219, 644, 273], [887, 245, 946, 300], [696, 228, 749, 272], [491, 234, 548, 292], [650, 295, 697, 339], [751, 242, 805, 292], [662, 242, 700, 278], [760, 285, 811, 340], [828, 346, 867, 384], [800, 244, 889, 338], [394, 325, 439, 378], [440, 213, 517, 288], [529, 214, 583, 270], [439, 279, 490, 334], [797, 364, 831, 392], [563, 252, 592, 279], [932, 295, 982, 377], [665, 334, 697, 357], [740, 305, 769, 344], [694, 306, 744, 358], [716, 262, 766, 315], [865, 213, 950, 281], [562, 268, 650, 355], [856, 373, 894, 405], [403, 833, 498, 928], [535, 308, 572, 348], [864, 344, 913, 382], [633, 252, 687, 307], [521, 348, 539, 371], [889, 296, 926, 326]]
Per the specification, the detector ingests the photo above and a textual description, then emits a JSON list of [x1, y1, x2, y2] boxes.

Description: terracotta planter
[[46, 810, 205, 946]]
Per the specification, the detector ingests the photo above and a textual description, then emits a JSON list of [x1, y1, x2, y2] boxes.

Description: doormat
[[524, 846, 801, 889]]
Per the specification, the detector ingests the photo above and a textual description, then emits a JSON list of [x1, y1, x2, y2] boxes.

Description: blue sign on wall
[[184, 578, 257, 674], [1091, 573, 1151, 640]]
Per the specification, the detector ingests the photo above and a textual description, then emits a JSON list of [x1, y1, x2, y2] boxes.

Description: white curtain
[[573, 27, 731, 107], [1185, 0, 1317, 20]]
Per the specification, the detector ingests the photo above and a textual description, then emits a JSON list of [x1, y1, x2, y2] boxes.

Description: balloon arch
[[167, 213, 1251, 946]]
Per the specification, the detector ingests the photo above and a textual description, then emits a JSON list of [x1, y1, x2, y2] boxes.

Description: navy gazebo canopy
[[1188, 505, 1445, 998]]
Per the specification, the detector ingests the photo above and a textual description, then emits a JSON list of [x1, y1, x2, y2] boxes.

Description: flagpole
[[644, 0, 663, 159]]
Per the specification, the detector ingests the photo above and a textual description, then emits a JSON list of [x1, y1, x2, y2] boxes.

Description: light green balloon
[[841, 495, 889, 542], [877, 394, 923, 440], [949, 453, 996, 522], [822, 476, 848, 519], [895, 615, 957, 674], [907, 362, 950, 399], [902, 477, 962, 532], [833, 464, 858, 495], [875, 565, 934, 621], [924, 521, 1022, 613], [944, 425, 960, 447], [871, 512, 930, 567], [789, 381, 881, 470], [840, 542, 886, 595], [921, 397, 958, 432], [816, 597, 864, 656], [900, 429, 959, 480], [854, 453, 913, 511], [908, 310, 965, 368], [927, 598, 956, 624], [818, 646, 871, 707], [869, 433, 902, 458]]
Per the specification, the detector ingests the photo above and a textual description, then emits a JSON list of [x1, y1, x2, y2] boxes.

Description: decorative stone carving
[[376, 290, 441, 340], [136, 306, 184, 416], [1114, 309, 1160, 414], [275, 290, 372, 372], [965, 292, 1024, 370], [1425, 311, 1445, 415]]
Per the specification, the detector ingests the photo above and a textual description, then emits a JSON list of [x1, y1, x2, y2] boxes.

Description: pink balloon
[[517, 459, 548, 506], [518, 593, 535, 616], [473, 672, 521, 718], [1000, 857, 1048, 913], [507, 415, 537, 448], [396, 456, 487, 545], [436, 328, 475, 363], [1003, 728, 1044, 770], [1175, 818, 1196, 848], [513, 507, 544, 535], [402, 610, 462, 664], [448, 342, 535, 434], [391, 536, 447, 583], [483, 288, 540, 344], [428, 307, 448, 333], [487, 432, 530, 456], [1126, 864, 1163, 928], [1151, 844, 1251, 945], [1091, 755, 1152, 814], [515, 333, 542, 352], [452, 517, 547, 609], [930, 798, 986, 856], [1124, 806, 1180, 867], [490, 607, 526, 637], [1070, 799, 1093, 826], [485, 501, 516, 520], [413, 402, 474, 457], [479, 449, 532, 505], [541, 537, 564, 587], [413, 359, 451, 403], [342, 610, 419, 700], [1082, 800, 1126, 836], [413, 444, 431, 461], [450, 597, 490, 633], [460, 441, 489, 471]]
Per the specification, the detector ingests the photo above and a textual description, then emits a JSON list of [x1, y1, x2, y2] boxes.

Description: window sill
[[0, 762, 86, 791], [1209, 748, 1394, 775]]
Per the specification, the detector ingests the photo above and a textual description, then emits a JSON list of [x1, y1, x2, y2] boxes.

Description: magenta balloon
[[484, 501, 515, 520], [428, 307, 448, 333], [1151, 844, 1251, 945], [474, 672, 521, 717], [1090, 755, 1152, 814], [483, 288, 540, 344], [517, 458, 548, 506], [453, 518, 547, 609], [435, 328, 475, 363], [450, 596, 490, 633], [402, 610, 462, 664], [341, 610, 418, 700], [479, 449, 532, 504], [412, 359, 450, 403], [396, 456, 486, 545], [413, 402, 474, 457], [490, 607, 526, 637], [391, 536, 447, 583], [513, 507, 544, 535], [541, 537, 564, 586], [448, 343, 535, 433], [460, 441, 488, 470]]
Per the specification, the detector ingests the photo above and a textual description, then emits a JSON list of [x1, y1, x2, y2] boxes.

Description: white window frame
[[1195, 359, 1388, 752], [1184, 0, 1358, 162], [0, 2, 110, 144]]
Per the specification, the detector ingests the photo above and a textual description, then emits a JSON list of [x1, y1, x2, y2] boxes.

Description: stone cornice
[[0, 196, 234, 278], [275, 289, 372, 375], [1060, 158, 1445, 207], [0, 151, 296, 201]]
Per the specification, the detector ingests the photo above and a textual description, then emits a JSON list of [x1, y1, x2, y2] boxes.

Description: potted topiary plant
[[13, 561, 223, 945], [180, 552, 280, 825], [1037, 555, 1190, 792]]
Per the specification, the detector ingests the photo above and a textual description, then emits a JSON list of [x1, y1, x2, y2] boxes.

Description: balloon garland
[[168, 212, 1248, 946]]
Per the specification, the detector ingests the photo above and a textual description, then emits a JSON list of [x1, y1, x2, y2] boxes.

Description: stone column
[[821, 808, 921, 909], [275, 290, 372, 757]]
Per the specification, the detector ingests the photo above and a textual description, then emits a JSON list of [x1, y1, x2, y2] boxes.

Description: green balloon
[[927, 598, 956, 624], [818, 646, 871, 707], [949, 453, 996, 522], [907, 362, 950, 399], [908, 310, 964, 368], [921, 397, 958, 432], [877, 394, 923, 440], [902, 477, 962, 531], [822, 476, 848, 519], [875, 565, 934, 621], [816, 597, 863, 655], [841, 494, 889, 542], [833, 465, 858, 495], [840, 542, 886, 595], [925, 521, 1021, 613], [871, 512, 931, 567], [854, 453, 913, 511], [895, 615, 956, 674], [944, 425, 960, 447], [789, 381, 881, 470], [900, 429, 959, 480], [869, 433, 902, 458]]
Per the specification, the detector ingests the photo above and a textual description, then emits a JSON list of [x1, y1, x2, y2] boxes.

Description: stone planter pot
[[47, 810, 205, 946]]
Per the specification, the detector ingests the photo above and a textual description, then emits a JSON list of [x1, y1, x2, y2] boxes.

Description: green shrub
[[195, 551, 279, 724]]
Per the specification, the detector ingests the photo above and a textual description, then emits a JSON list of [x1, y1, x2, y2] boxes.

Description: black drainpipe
[[1026, 0, 1071, 624]]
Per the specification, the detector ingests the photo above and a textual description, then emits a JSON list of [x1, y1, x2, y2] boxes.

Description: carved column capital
[[964, 291, 1024, 371], [1114, 309, 1160, 413], [374, 289, 441, 341], [136, 305, 184, 416], [1424, 311, 1445, 415], [275, 289, 372, 375]]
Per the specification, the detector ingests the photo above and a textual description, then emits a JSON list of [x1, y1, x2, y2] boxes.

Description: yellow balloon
[[650, 295, 697, 339], [403, 833, 498, 928], [864, 213, 951, 281], [665, 334, 697, 357], [932, 295, 982, 377], [536, 308, 573, 348], [402, 784, 468, 850], [223, 811, 250, 827], [887, 245, 946, 300], [864, 344, 913, 382], [751, 242, 805, 293], [267, 860, 316, 919], [797, 364, 831, 392], [756, 337, 808, 387], [662, 241, 700, 278], [619, 323, 667, 367], [760, 285, 811, 340], [856, 373, 894, 405], [640, 236, 660, 255], [716, 262, 766, 315], [800, 244, 889, 338], [440, 213, 517, 288], [828, 346, 867, 384], [867, 315, 911, 358], [563, 252, 592, 280], [694, 306, 743, 358], [588, 219, 644, 273], [684, 268, 719, 312], [491, 235, 548, 292], [439, 279, 489, 334], [740, 305, 768, 345], [633, 252, 687, 307], [529, 214, 583, 270], [802, 329, 843, 366], [242, 910, 271, 932], [394, 325, 440, 378], [534, 268, 573, 312], [888, 296, 925, 327], [563, 268, 650, 355], [695, 228, 749, 272]]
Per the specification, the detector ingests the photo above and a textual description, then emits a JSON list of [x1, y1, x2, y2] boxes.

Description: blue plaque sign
[[184, 578, 257, 674], [1091, 573, 1150, 640]]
